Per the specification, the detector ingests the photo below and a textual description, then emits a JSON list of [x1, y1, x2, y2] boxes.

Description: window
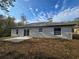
[[39, 28, 43, 32], [54, 28, 61, 35], [16, 29, 18, 34], [72, 28, 74, 32]]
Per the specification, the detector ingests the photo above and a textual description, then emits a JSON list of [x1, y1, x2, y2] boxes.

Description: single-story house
[[11, 22, 76, 39]]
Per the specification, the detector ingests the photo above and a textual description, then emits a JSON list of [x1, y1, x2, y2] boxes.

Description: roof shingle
[[11, 22, 76, 29]]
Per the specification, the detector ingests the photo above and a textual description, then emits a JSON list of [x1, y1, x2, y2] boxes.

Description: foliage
[[0, 14, 28, 37], [0, 0, 15, 12], [21, 14, 27, 23], [47, 18, 53, 23], [73, 34, 79, 39], [17, 14, 28, 26], [71, 18, 79, 25], [0, 15, 16, 37]]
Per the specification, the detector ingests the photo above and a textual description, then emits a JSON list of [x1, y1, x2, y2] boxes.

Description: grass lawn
[[0, 38, 79, 59], [0, 37, 15, 40]]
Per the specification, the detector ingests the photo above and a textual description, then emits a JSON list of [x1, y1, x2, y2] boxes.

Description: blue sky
[[8, 0, 79, 22]]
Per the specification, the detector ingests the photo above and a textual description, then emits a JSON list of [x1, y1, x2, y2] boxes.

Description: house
[[11, 22, 76, 39]]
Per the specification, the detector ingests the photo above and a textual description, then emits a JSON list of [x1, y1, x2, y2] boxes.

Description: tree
[[21, 14, 28, 24], [0, 15, 16, 37], [17, 14, 28, 26], [0, 15, 6, 37], [6, 16, 16, 27], [47, 18, 53, 23], [0, 15, 4, 19], [5, 16, 16, 36], [0, 0, 15, 12], [71, 18, 79, 25]]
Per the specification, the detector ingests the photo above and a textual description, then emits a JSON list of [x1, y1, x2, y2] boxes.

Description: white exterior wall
[[18, 29, 24, 37], [11, 29, 17, 37], [11, 29, 24, 37], [11, 26, 73, 39], [61, 27, 72, 39], [30, 27, 54, 38], [29, 27, 73, 39]]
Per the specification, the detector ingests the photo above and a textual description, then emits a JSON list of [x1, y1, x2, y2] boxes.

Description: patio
[[3, 36, 31, 42]]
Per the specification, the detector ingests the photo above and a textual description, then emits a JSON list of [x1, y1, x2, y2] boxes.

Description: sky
[[6, 0, 79, 23]]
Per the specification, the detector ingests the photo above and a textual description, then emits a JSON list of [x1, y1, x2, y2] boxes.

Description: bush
[[73, 34, 79, 39]]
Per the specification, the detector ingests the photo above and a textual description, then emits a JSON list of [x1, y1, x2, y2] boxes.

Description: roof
[[74, 26, 79, 28], [11, 22, 76, 29]]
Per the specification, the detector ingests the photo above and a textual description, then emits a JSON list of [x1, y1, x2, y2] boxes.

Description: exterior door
[[27, 29, 29, 36], [24, 29, 29, 36], [24, 29, 27, 36]]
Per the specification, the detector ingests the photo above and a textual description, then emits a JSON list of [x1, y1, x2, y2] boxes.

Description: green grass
[[0, 37, 15, 40]]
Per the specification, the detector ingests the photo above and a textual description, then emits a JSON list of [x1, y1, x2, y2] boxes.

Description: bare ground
[[0, 38, 79, 59]]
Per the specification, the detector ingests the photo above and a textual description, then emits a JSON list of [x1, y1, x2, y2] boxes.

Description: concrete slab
[[3, 36, 31, 42]]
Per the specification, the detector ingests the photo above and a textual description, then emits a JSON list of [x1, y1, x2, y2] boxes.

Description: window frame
[[54, 28, 61, 35], [16, 29, 18, 34], [39, 28, 43, 32]]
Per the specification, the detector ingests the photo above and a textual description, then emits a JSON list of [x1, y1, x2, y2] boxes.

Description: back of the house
[[11, 22, 76, 39]]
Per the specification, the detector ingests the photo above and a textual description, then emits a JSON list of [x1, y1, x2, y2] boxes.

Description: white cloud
[[28, 5, 79, 23], [29, 7, 36, 17], [53, 6, 79, 22], [29, 11, 48, 23], [55, 4, 59, 9], [47, 12, 53, 18], [29, 11, 54, 23], [61, 0, 67, 11], [29, 6, 79, 23], [29, 8, 32, 10], [35, 9, 38, 12]]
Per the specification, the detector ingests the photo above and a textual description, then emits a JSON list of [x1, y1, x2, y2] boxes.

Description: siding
[[11, 26, 73, 39], [18, 29, 24, 37], [11, 29, 17, 37], [30, 27, 54, 38], [61, 27, 72, 39], [11, 29, 24, 37], [29, 27, 73, 39]]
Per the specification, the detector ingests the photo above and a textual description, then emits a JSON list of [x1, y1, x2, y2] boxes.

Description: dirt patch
[[0, 38, 79, 59]]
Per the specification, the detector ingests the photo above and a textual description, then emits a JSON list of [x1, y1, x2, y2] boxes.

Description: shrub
[[73, 34, 79, 39]]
